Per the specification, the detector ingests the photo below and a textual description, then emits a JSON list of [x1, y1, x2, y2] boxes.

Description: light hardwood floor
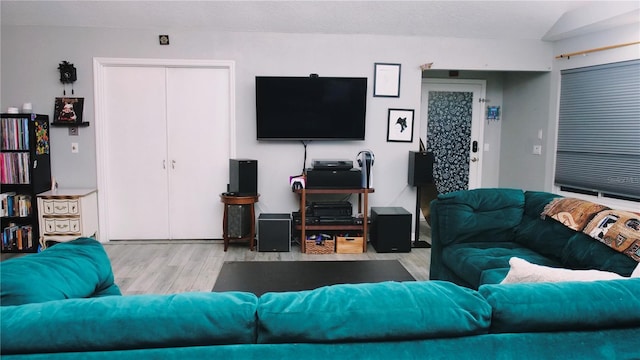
[[2, 222, 432, 295], [105, 221, 432, 295]]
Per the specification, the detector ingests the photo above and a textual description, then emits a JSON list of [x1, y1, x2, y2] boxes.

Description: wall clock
[[58, 61, 77, 84]]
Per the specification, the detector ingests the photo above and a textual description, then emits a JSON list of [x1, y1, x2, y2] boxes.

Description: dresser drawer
[[43, 218, 81, 235], [42, 199, 80, 215]]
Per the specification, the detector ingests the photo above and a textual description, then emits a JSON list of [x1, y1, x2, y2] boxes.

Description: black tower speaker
[[229, 159, 258, 196], [370, 207, 412, 253], [258, 213, 291, 252], [408, 151, 434, 186]]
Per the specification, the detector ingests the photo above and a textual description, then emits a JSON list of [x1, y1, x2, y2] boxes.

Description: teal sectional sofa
[[430, 188, 639, 288], [2, 234, 640, 359]]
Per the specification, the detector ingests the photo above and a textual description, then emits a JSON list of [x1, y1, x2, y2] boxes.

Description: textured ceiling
[[1, 1, 638, 41]]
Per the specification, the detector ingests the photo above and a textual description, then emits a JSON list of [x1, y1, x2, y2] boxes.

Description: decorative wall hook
[[420, 63, 433, 71]]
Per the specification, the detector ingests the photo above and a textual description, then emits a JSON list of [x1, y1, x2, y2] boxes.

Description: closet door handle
[[172, 160, 176, 169], [163, 160, 166, 169]]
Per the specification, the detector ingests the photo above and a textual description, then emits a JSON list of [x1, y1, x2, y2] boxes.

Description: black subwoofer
[[258, 213, 291, 252], [370, 207, 412, 253]]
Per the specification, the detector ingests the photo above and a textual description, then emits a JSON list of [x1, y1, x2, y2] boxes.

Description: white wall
[[1, 25, 555, 218], [499, 72, 552, 191]]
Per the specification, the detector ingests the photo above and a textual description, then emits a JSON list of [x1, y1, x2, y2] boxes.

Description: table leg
[[249, 203, 256, 251], [363, 191, 368, 253], [223, 204, 229, 252], [301, 189, 306, 253]]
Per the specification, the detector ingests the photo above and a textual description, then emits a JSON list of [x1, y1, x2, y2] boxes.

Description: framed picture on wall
[[54, 97, 84, 123], [373, 63, 401, 97], [387, 108, 414, 142]]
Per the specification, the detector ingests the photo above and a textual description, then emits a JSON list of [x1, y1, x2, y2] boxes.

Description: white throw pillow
[[500, 257, 625, 284]]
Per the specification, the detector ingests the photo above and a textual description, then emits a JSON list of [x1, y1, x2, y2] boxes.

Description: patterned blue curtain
[[426, 91, 473, 194]]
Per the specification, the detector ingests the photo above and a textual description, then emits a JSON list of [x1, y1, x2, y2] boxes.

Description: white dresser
[[37, 188, 99, 249]]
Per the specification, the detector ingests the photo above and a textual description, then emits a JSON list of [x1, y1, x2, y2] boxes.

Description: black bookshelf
[[1, 113, 52, 253]]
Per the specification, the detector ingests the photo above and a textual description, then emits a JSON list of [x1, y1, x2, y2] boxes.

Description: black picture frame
[[373, 63, 401, 97], [54, 97, 84, 123], [386, 108, 414, 142]]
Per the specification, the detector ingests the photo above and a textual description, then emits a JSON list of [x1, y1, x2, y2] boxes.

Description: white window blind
[[555, 59, 640, 200]]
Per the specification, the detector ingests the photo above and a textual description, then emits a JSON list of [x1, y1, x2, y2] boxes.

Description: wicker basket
[[304, 238, 335, 254]]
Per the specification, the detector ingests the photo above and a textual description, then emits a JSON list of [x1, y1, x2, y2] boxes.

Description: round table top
[[220, 193, 260, 204]]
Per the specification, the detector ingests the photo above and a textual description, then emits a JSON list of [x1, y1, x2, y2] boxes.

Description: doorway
[[93, 58, 236, 241], [420, 79, 486, 193]]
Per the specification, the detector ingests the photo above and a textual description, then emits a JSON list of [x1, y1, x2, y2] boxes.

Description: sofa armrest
[[0, 237, 121, 306], [430, 188, 525, 280], [479, 278, 640, 333]]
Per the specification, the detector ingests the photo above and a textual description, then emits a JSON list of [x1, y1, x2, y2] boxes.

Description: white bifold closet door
[[103, 66, 229, 240]]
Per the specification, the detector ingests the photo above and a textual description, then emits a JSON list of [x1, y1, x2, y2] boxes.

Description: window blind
[[555, 59, 640, 199]]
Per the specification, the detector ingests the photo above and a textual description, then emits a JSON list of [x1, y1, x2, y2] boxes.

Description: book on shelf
[[1, 224, 33, 251], [0, 192, 31, 217], [1, 117, 30, 151], [0, 152, 30, 184]]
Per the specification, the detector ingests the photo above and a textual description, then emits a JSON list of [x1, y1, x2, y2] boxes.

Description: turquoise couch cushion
[[479, 268, 510, 285], [442, 242, 562, 288], [516, 191, 637, 276], [479, 278, 640, 333], [0, 291, 258, 354], [256, 281, 491, 343], [0, 238, 121, 306], [561, 232, 637, 276], [431, 188, 524, 247]]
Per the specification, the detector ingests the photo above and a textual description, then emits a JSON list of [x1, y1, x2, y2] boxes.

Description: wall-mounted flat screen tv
[[256, 76, 367, 140]]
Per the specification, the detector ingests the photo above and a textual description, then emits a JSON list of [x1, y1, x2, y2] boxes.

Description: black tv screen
[[256, 76, 367, 140]]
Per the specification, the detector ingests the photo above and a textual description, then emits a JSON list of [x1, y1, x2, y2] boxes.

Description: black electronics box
[[310, 201, 352, 217], [258, 213, 291, 252], [229, 159, 257, 196], [312, 159, 353, 171], [305, 169, 362, 189], [370, 207, 412, 253]]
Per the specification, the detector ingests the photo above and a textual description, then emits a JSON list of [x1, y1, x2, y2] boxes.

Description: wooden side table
[[220, 193, 259, 251]]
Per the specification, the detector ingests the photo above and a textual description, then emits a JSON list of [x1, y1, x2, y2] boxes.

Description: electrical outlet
[[71, 142, 79, 153], [532, 145, 542, 155]]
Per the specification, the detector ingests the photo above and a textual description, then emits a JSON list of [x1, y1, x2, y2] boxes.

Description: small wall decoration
[[58, 61, 77, 95], [487, 106, 501, 121], [387, 108, 414, 142], [54, 97, 84, 123], [374, 63, 401, 97]]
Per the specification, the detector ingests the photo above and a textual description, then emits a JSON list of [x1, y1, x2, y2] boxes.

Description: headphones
[[356, 150, 375, 167]]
